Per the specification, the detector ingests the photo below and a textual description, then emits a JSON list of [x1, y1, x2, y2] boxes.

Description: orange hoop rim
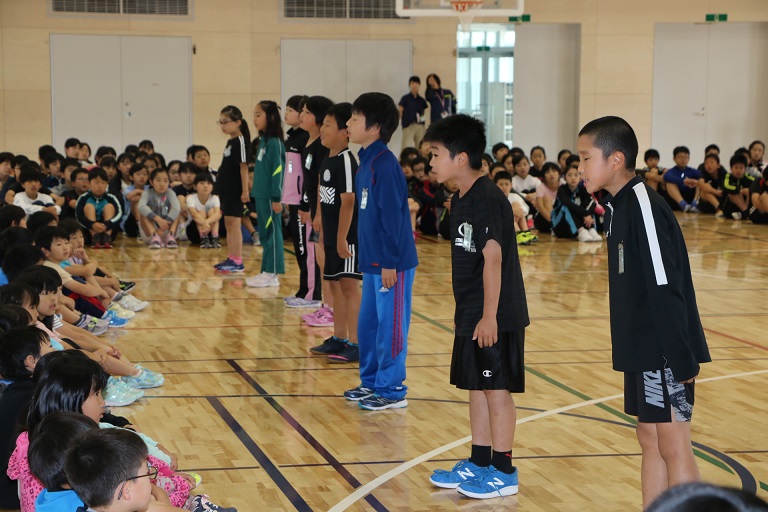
[[450, 0, 484, 12]]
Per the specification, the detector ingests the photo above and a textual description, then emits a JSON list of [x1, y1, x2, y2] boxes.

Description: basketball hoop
[[451, 0, 483, 32]]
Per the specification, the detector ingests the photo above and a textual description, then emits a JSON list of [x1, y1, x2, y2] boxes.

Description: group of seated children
[[0, 343, 237, 511], [636, 141, 768, 223]]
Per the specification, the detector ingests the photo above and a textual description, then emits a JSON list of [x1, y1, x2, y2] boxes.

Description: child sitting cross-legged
[[550, 163, 602, 242], [185, 172, 222, 248], [493, 171, 537, 245], [13, 168, 61, 220], [74, 167, 123, 249], [139, 168, 181, 249]]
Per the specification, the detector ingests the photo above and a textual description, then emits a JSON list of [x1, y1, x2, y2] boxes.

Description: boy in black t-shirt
[[578, 116, 710, 509], [721, 154, 755, 220], [425, 115, 529, 500], [697, 153, 726, 215], [310, 103, 362, 363]]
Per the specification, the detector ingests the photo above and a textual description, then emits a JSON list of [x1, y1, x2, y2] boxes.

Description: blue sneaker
[[105, 311, 129, 328], [357, 394, 407, 410], [215, 258, 245, 273], [122, 364, 165, 389], [429, 459, 484, 489], [343, 385, 374, 401], [456, 465, 519, 499]]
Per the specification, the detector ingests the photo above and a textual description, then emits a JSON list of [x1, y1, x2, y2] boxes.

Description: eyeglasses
[[216, 119, 234, 125], [117, 463, 157, 500]]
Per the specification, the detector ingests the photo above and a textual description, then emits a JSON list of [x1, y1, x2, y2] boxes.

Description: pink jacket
[[6, 433, 43, 512]]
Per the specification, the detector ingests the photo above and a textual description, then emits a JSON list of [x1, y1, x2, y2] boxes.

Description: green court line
[[761, 481, 768, 493], [411, 309, 735, 475]]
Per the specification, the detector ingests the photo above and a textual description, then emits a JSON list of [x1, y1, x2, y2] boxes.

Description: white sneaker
[[117, 294, 150, 312], [108, 302, 135, 319], [284, 297, 322, 309], [588, 227, 602, 242], [245, 272, 280, 288], [577, 228, 593, 242]]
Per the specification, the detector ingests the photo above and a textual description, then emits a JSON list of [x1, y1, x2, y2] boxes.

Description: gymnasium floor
[[101, 213, 767, 511]]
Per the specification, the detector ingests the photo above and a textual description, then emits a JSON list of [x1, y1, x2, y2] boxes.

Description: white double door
[[51, 34, 192, 159]]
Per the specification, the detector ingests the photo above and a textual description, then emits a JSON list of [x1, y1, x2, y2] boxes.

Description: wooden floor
[[95, 214, 767, 511]]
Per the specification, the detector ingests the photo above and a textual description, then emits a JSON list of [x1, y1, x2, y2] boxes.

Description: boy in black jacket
[[577, 116, 711, 509]]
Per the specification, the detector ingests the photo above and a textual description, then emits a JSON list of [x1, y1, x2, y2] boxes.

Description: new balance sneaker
[[245, 272, 280, 288], [430, 459, 485, 489], [210, 236, 222, 248], [81, 315, 109, 336], [149, 234, 163, 249], [327, 343, 359, 363], [119, 281, 136, 293], [303, 307, 334, 327], [200, 236, 212, 249], [188, 494, 238, 512], [358, 394, 407, 410], [284, 297, 322, 309], [116, 294, 149, 312], [164, 233, 178, 249], [456, 465, 519, 499], [105, 311, 129, 328], [343, 385, 374, 401], [309, 336, 347, 355], [108, 302, 135, 320], [122, 365, 165, 389], [214, 259, 245, 273]]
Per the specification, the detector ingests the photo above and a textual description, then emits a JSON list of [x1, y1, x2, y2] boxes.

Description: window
[[284, 0, 402, 20], [51, 0, 189, 15]]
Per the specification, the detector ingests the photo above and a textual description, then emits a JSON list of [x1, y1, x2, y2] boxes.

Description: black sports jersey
[[172, 184, 194, 198], [701, 167, 726, 187], [749, 177, 767, 196], [604, 176, 710, 382], [721, 173, 755, 194], [299, 136, 329, 217], [319, 148, 358, 248], [450, 176, 529, 336], [285, 127, 309, 154], [216, 135, 250, 189]]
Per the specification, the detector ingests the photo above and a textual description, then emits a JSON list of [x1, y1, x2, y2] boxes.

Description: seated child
[[697, 153, 726, 215], [0, 203, 26, 230], [75, 168, 123, 249], [494, 171, 536, 244], [436, 178, 459, 240], [13, 168, 61, 219], [186, 172, 222, 248], [27, 412, 99, 512], [138, 169, 180, 249], [26, 211, 57, 236], [722, 153, 756, 220], [551, 164, 602, 242], [61, 167, 90, 220], [123, 163, 149, 238], [636, 148, 666, 192], [662, 146, 701, 211], [749, 168, 768, 224], [533, 162, 561, 232], [511, 154, 541, 213], [172, 162, 198, 240]]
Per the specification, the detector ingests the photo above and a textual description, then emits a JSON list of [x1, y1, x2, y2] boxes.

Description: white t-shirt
[[512, 175, 541, 194], [507, 192, 530, 216], [186, 193, 220, 213]]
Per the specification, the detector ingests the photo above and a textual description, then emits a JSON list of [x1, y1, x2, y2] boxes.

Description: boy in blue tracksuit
[[343, 92, 419, 410]]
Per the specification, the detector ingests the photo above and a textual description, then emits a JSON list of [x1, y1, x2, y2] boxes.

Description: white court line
[[328, 368, 768, 512]]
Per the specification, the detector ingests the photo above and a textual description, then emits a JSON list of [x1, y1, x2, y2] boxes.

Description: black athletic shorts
[[216, 178, 246, 217], [323, 243, 361, 281], [624, 368, 695, 423], [450, 329, 525, 392]]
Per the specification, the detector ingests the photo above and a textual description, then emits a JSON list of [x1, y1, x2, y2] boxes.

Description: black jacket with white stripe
[[604, 176, 711, 382]]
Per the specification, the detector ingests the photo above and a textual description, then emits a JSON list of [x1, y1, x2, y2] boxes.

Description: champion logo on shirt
[[223, 146, 231, 157]]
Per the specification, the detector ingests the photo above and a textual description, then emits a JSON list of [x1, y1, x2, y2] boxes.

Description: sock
[[347, 341, 357, 347], [679, 200, 688, 209], [470, 444, 491, 467], [332, 336, 344, 343], [691, 200, 698, 208], [74, 314, 87, 328], [491, 450, 513, 474], [231, 256, 242, 265]]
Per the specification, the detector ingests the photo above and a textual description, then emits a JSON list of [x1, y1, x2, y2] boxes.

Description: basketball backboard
[[396, 0, 524, 31]]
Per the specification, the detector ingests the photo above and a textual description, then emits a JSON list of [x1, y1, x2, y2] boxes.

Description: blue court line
[[227, 360, 389, 512], [205, 397, 312, 512]]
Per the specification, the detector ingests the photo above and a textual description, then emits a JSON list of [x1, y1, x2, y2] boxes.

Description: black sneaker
[[200, 236, 212, 249], [309, 337, 346, 355], [358, 394, 408, 410], [119, 281, 136, 293], [327, 343, 359, 363], [343, 385, 374, 401], [211, 236, 222, 248]]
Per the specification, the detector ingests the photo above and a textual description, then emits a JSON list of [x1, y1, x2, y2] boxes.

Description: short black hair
[[410, 156, 428, 170], [34, 226, 69, 251], [730, 153, 748, 168], [493, 170, 513, 183], [149, 168, 169, 182], [179, 162, 197, 175], [673, 146, 690, 157], [29, 412, 98, 491], [0, 226, 35, 265], [64, 138, 80, 149], [0, 282, 39, 309], [194, 172, 215, 185], [99, 156, 116, 169], [62, 157, 80, 171], [286, 94, 308, 112], [58, 218, 84, 238], [578, 116, 638, 171], [42, 152, 64, 168], [117, 152, 135, 166], [542, 161, 562, 176], [11, 154, 29, 169], [38, 145, 56, 160], [0, 325, 46, 380], [0, 204, 26, 231], [351, 92, 399, 144], [645, 482, 768, 512], [492, 142, 509, 156], [26, 211, 57, 235], [557, 149, 572, 161], [95, 146, 116, 160], [409, 75, 421, 85], [423, 114, 486, 171], [704, 144, 720, 155], [565, 154, 581, 167], [0, 152, 14, 165], [502, 152, 514, 166], [399, 147, 419, 163], [88, 167, 109, 182], [138, 139, 154, 150], [66, 428, 149, 509], [17, 266, 62, 294], [749, 140, 765, 151], [129, 163, 146, 177], [69, 167, 89, 182], [704, 153, 721, 164], [124, 144, 139, 155], [530, 145, 546, 158], [304, 96, 334, 128], [644, 149, 660, 161], [490, 162, 506, 173], [1, 245, 44, 281], [19, 168, 44, 185], [326, 102, 353, 131]]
